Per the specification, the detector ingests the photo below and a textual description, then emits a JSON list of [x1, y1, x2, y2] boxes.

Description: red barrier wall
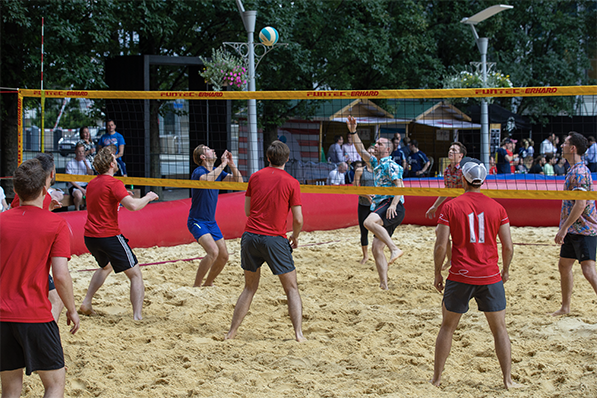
[[59, 192, 560, 256]]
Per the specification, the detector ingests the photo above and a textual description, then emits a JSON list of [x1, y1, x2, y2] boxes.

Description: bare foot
[[379, 282, 389, 290], [296, 335, 307, 342], [430, 378, 441, 387], [224, 331, 236, 340], [551, 307, 570, 316], [359, 256, 369, 265], [505, 380, 523, 389], [78, 304, 96, 316], [388, 248, 404, 265], [133, 314, 143, 321], [441, 261, 451, 271]]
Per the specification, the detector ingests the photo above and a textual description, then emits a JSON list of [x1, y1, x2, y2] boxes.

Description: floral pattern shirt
[[370, 156, 404, 210], [444, 163, 463, 189], [560, 162, 597, 236]]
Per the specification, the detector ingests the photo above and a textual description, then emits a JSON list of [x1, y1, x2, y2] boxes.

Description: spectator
[[66, 143, 94, 211], [488, 156, 497, 175], [518, 138, 531, 159], [98, 119, 127, 177], [327, 135, 345, 164], [407, 139, 430, 177], [496, 138, 516, 174], [391, 135, 407, 170], [585, 136, 597, 172], [327, 162, 348, 185], [526, 139, 535, 158], [554, 157, 568, 176], [521, 156, 534, 174], [543, 153, 557, 176], [77, 126, 96, 168], [342, 134, 361, 163], [0, 186, 7, 212], [540, 133, 557, 156], [528, 155, 546, 174]]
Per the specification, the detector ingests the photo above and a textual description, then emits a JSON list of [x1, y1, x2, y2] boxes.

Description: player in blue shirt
[[188, 145, 243, 287]]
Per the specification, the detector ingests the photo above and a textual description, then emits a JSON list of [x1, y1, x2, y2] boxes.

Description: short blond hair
[[94, 146, 115, 174]]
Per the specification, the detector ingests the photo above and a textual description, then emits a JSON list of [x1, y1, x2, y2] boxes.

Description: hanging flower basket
[[199, 47, 247, 91], [443, 70, 513, 103]]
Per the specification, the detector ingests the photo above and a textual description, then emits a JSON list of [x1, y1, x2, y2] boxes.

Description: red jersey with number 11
[[438, 192, 509, 285]]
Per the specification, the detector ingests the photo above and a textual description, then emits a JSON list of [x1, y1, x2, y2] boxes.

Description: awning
[[414, 119, 481, 129], [330, 117, 411, 125]]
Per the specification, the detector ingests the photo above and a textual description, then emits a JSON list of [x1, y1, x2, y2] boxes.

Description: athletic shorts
[[443, 280, 506, 314], [48, 274, 55, 291], [0, 321, 64, 375], [84, 235, 138, 274], [373, 199, 405, 237], [560, 233, 597, 262], [240, 232, 295, 275], [187, 219, 223, 242]]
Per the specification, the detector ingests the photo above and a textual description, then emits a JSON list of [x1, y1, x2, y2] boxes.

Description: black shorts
[[48, 274, 55, 291], [241, 232, 295, 275], [373, 199, 405, 237], [85, 235, 138, 273], [0, 321, 64, 375], [560, 233, 597, 262], [443, 280, 506, 314]]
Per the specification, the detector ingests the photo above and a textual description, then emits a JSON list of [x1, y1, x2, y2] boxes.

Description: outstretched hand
[[221, 150, 230, 166], [346, 115, 357, 133]]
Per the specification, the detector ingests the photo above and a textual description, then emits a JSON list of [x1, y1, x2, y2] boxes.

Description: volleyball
[[259, 26, 279, 46]]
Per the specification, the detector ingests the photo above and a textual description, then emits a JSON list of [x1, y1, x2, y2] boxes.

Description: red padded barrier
[[59, 192, 561, 256]]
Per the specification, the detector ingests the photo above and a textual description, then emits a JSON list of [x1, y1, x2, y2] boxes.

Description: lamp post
[[461, 4, 513, 169]]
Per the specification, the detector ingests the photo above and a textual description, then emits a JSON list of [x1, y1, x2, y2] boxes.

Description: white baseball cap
[[460, 157, 487, 184]]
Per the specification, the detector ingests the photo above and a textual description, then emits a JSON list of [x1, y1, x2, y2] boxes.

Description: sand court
[[14, 225, 597, 397]]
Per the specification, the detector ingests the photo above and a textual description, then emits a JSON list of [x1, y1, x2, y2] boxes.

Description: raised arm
[[346, 116, 371, 166], [222, 150, 244, 182]]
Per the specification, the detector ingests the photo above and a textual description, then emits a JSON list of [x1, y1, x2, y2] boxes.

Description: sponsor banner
[[55, 174, 595, 200], [19, 86, 596, 100]]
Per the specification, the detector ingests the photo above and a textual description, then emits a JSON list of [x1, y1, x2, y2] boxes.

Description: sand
[[17, 225, 597, 397]]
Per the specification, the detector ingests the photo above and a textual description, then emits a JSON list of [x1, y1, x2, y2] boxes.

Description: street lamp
[[228, 0, 286, 175], [461, 4, 513, 168]]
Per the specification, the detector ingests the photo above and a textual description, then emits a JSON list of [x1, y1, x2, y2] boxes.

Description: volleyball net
[[17, 86, 597, 200]]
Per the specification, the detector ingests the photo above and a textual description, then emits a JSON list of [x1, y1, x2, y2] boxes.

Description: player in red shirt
[[226, 141, 306, 342], [1, 158, 79, 397], [431, 158, 518, 390], [79, 147, 159, 320]]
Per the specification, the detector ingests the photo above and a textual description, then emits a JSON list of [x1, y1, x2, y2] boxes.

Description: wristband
[[348, 131, 357, 135]]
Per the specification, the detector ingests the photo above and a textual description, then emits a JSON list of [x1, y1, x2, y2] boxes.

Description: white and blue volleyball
[[259, 27, 279, 46]]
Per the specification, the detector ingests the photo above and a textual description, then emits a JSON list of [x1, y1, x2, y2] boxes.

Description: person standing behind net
[[425, 142, 467, 270], [347, 116, 405, 290], [431, 158, 518, 390], [98, 119, 127, 177], [79, 147, 159, 320], [188, 145, 243, 287], [551, 132, 597, 316], [353, 146, 376, 264], [77, 126, 96, 168], [0, 158, 80, 398], [226, 140, 305, 342]]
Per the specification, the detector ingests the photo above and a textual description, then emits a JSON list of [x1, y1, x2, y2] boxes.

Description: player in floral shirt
[[552, 132, 597, 316]]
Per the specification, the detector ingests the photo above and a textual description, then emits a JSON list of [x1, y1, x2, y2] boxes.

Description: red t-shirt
[[84, 174, 129, 238], [12, 192, 52, 210], [438, 192, 509, 285], [0, 206, 71, 322], [244, 167, 302, 237]]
